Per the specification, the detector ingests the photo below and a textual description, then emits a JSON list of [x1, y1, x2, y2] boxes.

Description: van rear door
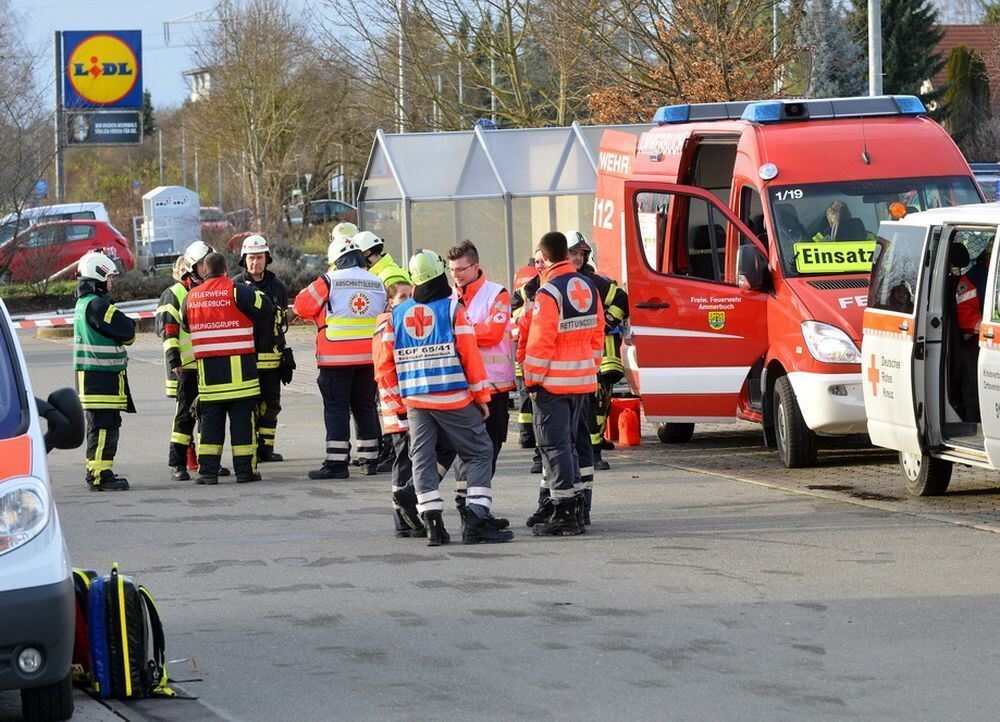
[[976, 229, 1000, 464], [863, 222, 934, 454], [623, 182, 769, 422]]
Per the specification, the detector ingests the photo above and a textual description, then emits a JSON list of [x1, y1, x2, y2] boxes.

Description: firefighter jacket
[[372, 311, 408, 434], [181, 274, 273, 404], [511, 274, 540, 379], [375, 297, 490, 413], [232, 269, 288, 371], [453, 272, 515, 393], [956, 274, 981, 337], [293, 266, 387, 366], [73, 280, 136, 411], [580, 265, 629, 379], [522, 260, 604, 395], [156, 278, 197, 397], [370, 252, 412, 288]]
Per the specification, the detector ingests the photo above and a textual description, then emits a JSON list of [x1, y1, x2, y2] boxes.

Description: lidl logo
[[63, 31, 142, 109]]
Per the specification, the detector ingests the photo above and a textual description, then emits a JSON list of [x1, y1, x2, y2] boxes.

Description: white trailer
[[135, 185, 201, 271]]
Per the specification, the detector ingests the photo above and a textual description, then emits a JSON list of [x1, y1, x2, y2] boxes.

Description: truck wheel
[[900, 451, 952, 496], [773, 376, 817, 468], [657, 423, 694, 443], [20, 672, 74, 722]]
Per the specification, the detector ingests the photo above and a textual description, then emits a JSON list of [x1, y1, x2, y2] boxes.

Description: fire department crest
[[348, 292, 371, 316], [403, 304, 435, 340], [708, 311, 726, 330]]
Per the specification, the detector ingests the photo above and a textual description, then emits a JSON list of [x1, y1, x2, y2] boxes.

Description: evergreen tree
[[797, 0, 866, 97], [942, 45, 991, 155], [847, 0, 944, 97], [141, 89, 156, 137]]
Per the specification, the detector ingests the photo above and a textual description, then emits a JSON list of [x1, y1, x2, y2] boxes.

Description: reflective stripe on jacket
[[522, 261, 603, 394], [373, 312, 408, 433], [73, 295, 128, 372]]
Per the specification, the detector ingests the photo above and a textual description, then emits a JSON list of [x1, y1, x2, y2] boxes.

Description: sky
[[15, 0, 259, 111]]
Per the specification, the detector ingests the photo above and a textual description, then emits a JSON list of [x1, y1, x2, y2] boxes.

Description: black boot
[[170, 466, 190, 481], [526, 498, 553, 527], [258, 449, 284, 462], [376, 441, 395, 473], [575, 496, 587, 534], [583, 489, 592, 526], [309, 464, 349, 480], [530, 459, 543, 474], [483, 513, 510, 530], [422, 510, 451, 547], [236, 472, 262, 483], [195, 474, 218, 485], [455, 495, 468, 530], [90, 473, 129, 492], [599, 438, 615, 451], [393, 487, 422, 531], [218, 466, 232, 477], [532, 502, 582, 536], [360, 463, 378, 476], [593, 447, 610, 471], [394, 509, 426, 538], [463, 512, 514, 544]]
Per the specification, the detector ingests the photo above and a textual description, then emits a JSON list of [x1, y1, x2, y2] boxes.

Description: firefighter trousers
[[453, 390, 509, 498], [317, 365, 380, 471], [85, 409, 122, 483], [256, 368, 283, 454], [198, 397, 257, 478], [517, 378, 536, 448], [533, 389, 592, 505], [588, 379, 613, 447], [409, 405, 493, 517], [168, 369, 199, 468]]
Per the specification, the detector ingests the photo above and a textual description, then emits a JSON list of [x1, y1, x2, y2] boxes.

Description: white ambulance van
[[863, 204, 1000, 495], [0, 298, 84, 720]]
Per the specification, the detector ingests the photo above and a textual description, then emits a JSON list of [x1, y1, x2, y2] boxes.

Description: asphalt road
[[7, 329, 1000, 721]]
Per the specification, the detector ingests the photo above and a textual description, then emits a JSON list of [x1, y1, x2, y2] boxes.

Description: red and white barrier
[[13, 310, 157, 329]]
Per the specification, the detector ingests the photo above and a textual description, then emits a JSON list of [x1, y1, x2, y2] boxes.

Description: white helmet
[[564, 229, 597, 269], [78, 251, 118, 282], [328, 235, 361, 264], [331, 222, 360, 243], [352, 231, 384, 254], [239, 234, 271, 267], [183, 240, 214, 271]]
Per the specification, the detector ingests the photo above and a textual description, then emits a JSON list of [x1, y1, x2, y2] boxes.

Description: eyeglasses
[[448, 263, 476, 275]]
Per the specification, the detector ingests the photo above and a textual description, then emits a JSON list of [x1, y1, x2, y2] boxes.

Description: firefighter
[[446, 240, 515, 523], [565, 230, 629, 474], [73, 251, 136, 491], [376, 249, 513, 546], [521, 232, 603, 536], [511, 253, 544, 472], [293, 231, 385, 479], [232, 234, 289, 463], [181, 252, 274, 484]]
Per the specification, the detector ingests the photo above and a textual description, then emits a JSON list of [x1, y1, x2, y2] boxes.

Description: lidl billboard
[[63, 31, 142, 109]]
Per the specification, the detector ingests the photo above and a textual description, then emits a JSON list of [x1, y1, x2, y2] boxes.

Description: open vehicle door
[[622, 182, 769, 422]]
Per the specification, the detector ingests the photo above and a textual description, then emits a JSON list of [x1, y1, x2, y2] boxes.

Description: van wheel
[[657, 423, 694, 443], [773, 376, 817, 468], [900, 451, 952, 496], [20, 672, 74, 722]]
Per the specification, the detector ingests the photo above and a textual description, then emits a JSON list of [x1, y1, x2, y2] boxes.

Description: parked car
[[970, 162, 1000, 202], [0, 202, 111, 246], [305, 199, 357, 226], [0, 221, 135, 283], [199, 206, 231, 234], [0, 297, 85, 722], [281, 205, 304, 227]]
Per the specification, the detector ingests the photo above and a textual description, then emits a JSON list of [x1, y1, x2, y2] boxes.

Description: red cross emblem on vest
[[404, 304, 435, 339], [567, 277, 592, 313], [348, 292, 371, 316]]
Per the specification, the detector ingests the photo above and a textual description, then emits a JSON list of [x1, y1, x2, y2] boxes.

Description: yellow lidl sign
[[793, 241, 877, 274], [63, 31, 142, 108]]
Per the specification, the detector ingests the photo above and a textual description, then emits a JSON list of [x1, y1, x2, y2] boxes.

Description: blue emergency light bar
[[651, 95, 926, 126]]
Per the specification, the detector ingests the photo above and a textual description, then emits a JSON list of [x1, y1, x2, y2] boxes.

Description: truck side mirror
[[36, 388, 85, 453], [736, 244, 770, 292]]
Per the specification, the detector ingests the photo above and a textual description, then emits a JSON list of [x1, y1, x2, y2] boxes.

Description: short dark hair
[[537, 232, 568, 262], [204, 252, 227, 275], [446, 239, 479, 264]]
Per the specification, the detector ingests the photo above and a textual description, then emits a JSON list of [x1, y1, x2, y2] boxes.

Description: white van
[[0, 298, 84, 720], [0, 203, 112, 245], [863, 203, 1000, 495]]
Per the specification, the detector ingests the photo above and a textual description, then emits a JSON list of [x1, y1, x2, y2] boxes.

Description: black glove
[[280, 347, 296, 385]]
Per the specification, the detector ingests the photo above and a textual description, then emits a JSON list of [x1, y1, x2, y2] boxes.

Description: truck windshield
[[768, 176, 980, 278], [0, 317, 26, 439]]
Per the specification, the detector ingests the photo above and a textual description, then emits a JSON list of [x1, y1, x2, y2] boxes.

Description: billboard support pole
[[53, 31, 66, 203]]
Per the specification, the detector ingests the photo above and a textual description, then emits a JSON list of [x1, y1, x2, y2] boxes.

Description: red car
[[0, 220, 135, 283]]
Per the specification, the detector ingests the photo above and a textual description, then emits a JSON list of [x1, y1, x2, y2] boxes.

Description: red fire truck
[[593, 96, 982, 467]]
